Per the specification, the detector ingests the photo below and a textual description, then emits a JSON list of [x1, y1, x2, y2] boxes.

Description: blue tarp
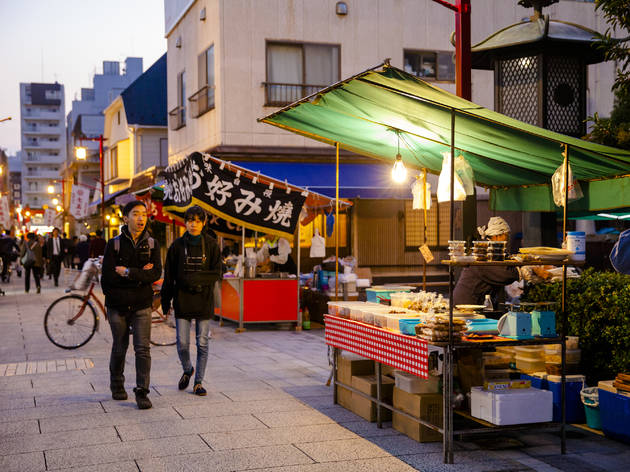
[[232, 161, 411, 199]]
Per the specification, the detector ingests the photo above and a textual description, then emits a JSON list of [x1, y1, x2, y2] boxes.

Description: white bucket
[[567, 231, 586, 261]]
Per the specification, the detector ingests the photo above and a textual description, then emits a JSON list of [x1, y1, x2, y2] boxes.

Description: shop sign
[[0, 197, 10, 229], [162, 152, 306, 238]]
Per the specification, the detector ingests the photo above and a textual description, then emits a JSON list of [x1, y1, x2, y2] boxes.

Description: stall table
[[221, 278, 299, 332]]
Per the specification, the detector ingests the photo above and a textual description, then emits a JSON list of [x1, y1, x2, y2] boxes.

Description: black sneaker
[[111, 388, 128, 401], [178, 367, 194, 390], [133, 387, 152, 409], [193, 383, 207, 396]]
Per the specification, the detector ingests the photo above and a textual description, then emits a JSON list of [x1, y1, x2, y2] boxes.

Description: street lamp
[[75, 147, 87, 160], [74, 135, 105, 233]]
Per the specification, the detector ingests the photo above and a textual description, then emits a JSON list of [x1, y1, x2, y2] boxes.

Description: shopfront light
[[47, 185, 55, 194], [55, 205, 62, 212], [391, 153, 407, 183], [52, 198, 59, 205]]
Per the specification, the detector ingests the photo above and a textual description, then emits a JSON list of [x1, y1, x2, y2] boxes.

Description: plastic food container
[[391, 292, 415, 308], [385, 313, 416, 332], [394, 370, 440, 394], [544, 348, 581, 364], [515, 355, 546, 373], [399, 318, 421, 336], [366, 286, 413, 303], [514, 346, 545, 360], [471, 386, 553, 425]]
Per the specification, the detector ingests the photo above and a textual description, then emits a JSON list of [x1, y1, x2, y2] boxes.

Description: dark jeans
[[108, 307, 152, 392], [24, 265, 41, 292]]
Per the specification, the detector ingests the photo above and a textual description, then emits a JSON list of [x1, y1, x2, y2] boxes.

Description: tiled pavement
[[1, 274, 629, 471]]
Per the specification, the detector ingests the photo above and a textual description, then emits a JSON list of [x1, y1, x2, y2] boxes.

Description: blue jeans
[[108, 307, 152, 391], [176, 318, 210, 385]]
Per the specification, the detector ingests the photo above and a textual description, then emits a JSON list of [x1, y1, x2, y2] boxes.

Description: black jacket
[[161, 232, 221, 320], [101, 226, 162, 311], [453, 265, 519, 307], [45, 237, 64, 260]]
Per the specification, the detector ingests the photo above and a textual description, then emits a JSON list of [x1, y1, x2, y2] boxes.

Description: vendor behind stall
[[453, 217, 518, 307], [256, 234, 297, 274]]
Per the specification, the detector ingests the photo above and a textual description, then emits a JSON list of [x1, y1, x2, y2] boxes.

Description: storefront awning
[[259, 62, 630, 212]]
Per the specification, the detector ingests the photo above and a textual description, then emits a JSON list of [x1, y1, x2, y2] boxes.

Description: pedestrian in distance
[[75, 235, 90, 270], [101, 201, 162, 409], [20, 232, 43, 294], [89, 229, 107, 258], [45, 228, 64, 286], [161, 205, 221, 396]]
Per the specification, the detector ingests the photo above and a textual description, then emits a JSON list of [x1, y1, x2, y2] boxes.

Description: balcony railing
[[263, 82, 328, 107], [188, 85, 215, 118], [168, 105, 186, 130]]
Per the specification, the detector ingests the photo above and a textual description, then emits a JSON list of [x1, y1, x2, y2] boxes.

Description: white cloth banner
[[43, 209, 56, 227], [70, 185, 91, 219], [0, 197, 11, 229]]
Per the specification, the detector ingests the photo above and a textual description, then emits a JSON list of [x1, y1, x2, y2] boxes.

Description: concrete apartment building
[[163, 0, 618, 274], [65, 58, 143, 203], [19, 82, 66, 210], [8, 154, 21, 210]]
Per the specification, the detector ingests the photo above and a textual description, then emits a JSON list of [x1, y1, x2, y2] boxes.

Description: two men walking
[[101, 202, 221, 409]]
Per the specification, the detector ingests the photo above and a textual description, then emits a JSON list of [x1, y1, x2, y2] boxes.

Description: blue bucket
[[581, 387, 601, 430]]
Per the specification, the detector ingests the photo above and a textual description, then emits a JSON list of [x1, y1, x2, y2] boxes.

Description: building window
[[404, 50, 455, 82], [169, 71, 186, 130], [404, 199, 451, 249], [159, 138, 168, 167], [264, 42, 340, 106], [189, 45, 215, 117], [110, 146, 118, 179]]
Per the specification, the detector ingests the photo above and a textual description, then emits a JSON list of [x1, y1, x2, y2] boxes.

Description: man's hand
[[142, 263, 153, 270], [115, 266, 128, 276]]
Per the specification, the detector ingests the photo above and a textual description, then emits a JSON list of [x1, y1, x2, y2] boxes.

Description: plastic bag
[[411, 175, 432, 210], [551, 158, 583, 207], [454, 154, 475, 196], [309, 228, 326, 258], [437, 152, 467, 202]]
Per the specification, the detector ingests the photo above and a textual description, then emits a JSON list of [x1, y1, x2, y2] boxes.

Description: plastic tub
[[366, 286, 413, 303], [391, 292, 415, 308], [483, 352, 513, 368], [581, 387, 602, 430], [544, 348, 581, 364], [599, 388, 630, 444], [545, 363, 581, 375], [399, 318, 421, 336], [514, 346, 545, 362], [394, 370, 440, 394], [386, 313, 417, 332], [515, 355, 546, 373], [566, 336, 579, 350]]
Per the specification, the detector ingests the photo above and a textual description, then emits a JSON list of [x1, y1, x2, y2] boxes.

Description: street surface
[[1, 272, 629, 472]]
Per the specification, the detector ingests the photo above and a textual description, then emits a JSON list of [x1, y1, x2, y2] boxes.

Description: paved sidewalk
[[1, 273, 629, 472]]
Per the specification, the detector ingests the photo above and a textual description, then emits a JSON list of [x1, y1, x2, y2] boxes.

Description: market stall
[[159, 151, 350, 331], [259, 62, 630, 463]]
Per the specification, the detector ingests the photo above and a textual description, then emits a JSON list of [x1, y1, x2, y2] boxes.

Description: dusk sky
[[0, 0, 166, 156]]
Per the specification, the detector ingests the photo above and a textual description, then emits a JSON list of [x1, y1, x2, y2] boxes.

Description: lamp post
[[75, 134, 105, 233]]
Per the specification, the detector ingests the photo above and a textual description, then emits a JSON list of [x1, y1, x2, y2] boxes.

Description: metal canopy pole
[[423, 168, 428, 291], [444, 109, 456, 465], [297, 219, 302, 330], [561, 144, 569, 454], [335, 142, 340, 301]]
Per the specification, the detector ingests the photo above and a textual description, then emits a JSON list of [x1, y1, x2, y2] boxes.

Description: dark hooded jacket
[[101, 226, 162, 311], [161, 232, 221, 320], [453, 265, 518, 307]]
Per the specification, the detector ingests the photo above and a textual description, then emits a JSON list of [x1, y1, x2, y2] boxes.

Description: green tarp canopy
[[259, 63, 630, 213]]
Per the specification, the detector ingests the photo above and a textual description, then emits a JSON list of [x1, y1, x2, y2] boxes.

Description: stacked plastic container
[[514, 346, 546, 373]]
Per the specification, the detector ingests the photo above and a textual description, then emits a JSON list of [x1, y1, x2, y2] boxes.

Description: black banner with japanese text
[[162, 152, 306, 238]]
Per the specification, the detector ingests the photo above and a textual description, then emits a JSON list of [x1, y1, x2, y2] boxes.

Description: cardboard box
[[337, 354, 374, 386], [392, 387, 442, 442], [337, 385, 352, 409], [351, 374, 395, 422]]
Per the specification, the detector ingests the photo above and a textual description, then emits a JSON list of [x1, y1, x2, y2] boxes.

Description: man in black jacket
[[161, 206, 221, 396], [101, 201, 161, 409], [45, 228, 64, 286]]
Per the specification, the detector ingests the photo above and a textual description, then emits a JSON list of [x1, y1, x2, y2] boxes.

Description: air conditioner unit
[[199, 7, 206, 21]]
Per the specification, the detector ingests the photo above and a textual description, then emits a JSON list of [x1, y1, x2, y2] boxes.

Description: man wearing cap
[[453, 216, 519, 307]]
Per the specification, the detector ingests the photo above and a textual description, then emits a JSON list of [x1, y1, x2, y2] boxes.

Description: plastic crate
[[599, 388, 630, 444], [366, 286, 412, 303]]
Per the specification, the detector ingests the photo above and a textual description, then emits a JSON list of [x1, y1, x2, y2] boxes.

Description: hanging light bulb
[[391, 132, 407, 183], [392, 153, 407, 183]]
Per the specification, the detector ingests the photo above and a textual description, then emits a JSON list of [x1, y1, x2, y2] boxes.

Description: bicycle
[[44, 260, 176, 349]]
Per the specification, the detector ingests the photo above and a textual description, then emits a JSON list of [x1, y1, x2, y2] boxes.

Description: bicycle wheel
[[44, 295, 98, 349], [150, 308, 176, 346]]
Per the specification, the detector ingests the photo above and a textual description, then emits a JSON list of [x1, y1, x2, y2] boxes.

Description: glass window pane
[[304, 44, 339, 86], [437, 52, 455, 81], [267, 44, 303, 83], [206, 45, 214, 87]]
